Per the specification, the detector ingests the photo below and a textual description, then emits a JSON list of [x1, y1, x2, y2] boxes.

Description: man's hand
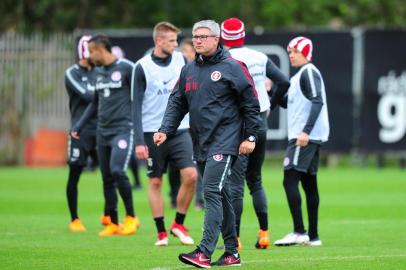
[[296, 132, 309, 147], [239, 141, 255, 154], [153, 132, 167, 146], [265, 78, 273, 92], [135, 145, 149, 160], [70, 131, 79, 139]]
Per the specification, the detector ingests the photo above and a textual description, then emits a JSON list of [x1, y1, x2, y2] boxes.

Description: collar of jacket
[[195, 43, 228, 65]]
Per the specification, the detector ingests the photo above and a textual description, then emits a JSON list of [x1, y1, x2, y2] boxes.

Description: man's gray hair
[[192, 20, 220, 36]]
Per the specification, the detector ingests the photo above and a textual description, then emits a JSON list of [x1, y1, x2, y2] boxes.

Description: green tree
[[1, 0, 405, 33]]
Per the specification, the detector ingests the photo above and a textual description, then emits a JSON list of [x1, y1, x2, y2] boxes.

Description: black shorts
[[67, 132, 96, 166], [144, 130, 195, 178], [283, 140, 320, 175]]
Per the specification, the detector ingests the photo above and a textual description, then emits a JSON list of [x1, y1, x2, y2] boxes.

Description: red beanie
[[287, 36, 313, 61], [221, 18, 245, 47]]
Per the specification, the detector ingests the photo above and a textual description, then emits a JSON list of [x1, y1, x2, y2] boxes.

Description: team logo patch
[[213, 154, 223, 162], [283, 157, 290, 167], [111, 71, 122, 81], [211, 71, 222, 81], [118, 139, 128, 149], [72, 148, 80, 158]]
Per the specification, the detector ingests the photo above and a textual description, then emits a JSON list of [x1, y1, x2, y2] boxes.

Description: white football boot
[[274, 232, 310, 246]]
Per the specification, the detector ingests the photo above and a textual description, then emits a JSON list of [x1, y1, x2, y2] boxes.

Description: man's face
[[192, 28, 219, 56], [157, 31, 178, 56], [88, 42, 104, 65], [288, 48, 308, 68]]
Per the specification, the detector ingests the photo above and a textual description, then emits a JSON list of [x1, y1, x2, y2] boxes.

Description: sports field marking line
[[243, 254, 406, 264], [150, 254, 406, 270]]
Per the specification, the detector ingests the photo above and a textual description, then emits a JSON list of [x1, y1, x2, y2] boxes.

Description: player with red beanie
[[221, 17, 290, 249]]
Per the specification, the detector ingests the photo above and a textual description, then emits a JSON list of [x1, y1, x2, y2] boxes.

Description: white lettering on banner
[[377, 71, 406, 143]]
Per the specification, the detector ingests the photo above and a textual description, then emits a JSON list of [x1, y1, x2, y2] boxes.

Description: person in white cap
[[64, 35, 97, 232], [273, 36, 329, 247], [220, 17, 290, 250]]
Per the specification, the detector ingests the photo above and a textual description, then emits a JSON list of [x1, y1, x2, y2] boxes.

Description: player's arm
[[277, 93, 288, 109], [64, 66, 94, 102], [230, 61, 261, 154], [71, 94, 98, 138], [296, 67, 324, 146], [266, 58, 290, 110], [156, 67, 189, 145], [131, 63, 149, 159]]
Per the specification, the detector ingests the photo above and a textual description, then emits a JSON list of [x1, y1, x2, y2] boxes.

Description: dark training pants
[[197, 155, 238, 258], [229, 112, 269, 236], [283, 169, 320, 240], [66, 132, 96, 221], [66, 164, 84, 221], [97, 132, 134, 224]]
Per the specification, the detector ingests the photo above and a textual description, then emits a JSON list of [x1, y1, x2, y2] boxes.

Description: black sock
[[283, 169, 306, 234], [111, 211, 119, 225], [175, 212, 186, 224], [154, 217, 166, 233], [66, 165, 83, 221], [256, 212, 268, 231], [301, 173, 319, 239]]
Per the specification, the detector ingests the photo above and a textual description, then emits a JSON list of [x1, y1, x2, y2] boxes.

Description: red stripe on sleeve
[[228, 57, 258, 99]]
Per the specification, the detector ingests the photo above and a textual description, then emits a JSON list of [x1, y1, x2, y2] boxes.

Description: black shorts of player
[[67, 131, 97, 166], [144, 129, 195, 178], [283, 139, 320, 175]]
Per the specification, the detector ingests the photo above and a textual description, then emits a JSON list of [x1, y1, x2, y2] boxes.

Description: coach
[[154, 20, 260, 268]]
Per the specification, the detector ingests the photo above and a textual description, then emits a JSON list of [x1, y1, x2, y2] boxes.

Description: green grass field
[[0, 166, 405, 269]]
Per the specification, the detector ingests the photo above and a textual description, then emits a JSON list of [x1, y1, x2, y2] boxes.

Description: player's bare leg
[[170, 166, 197, 245]]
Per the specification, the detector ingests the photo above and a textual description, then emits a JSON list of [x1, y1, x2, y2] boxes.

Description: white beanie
[[77, 35, 92, 60]]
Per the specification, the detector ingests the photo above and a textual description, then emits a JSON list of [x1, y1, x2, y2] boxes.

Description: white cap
[[77, 35, 92, 60]]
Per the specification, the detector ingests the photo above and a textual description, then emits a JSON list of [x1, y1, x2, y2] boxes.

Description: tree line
[[1, 0, 405, 33]]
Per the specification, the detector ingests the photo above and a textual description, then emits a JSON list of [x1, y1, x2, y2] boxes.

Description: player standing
[[64, 35, 97, 232], [274, 37, 329, 247], [133, 22, 197, 246], [221, 17, 290, 249], [72, 35, 140, 236]]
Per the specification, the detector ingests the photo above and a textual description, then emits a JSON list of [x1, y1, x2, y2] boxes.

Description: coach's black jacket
[[159, 44, 261, 162]]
